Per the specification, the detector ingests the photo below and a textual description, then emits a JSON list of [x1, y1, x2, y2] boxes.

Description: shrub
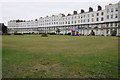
[[49, 32, 56, 35], [32, 32, 35, 34], [81, 34, 84, 36], [23, 33, 31, 35], [64, 33, 71, 35], [60, 34, 63, 35], [67, 33, 71, 35], [101, 34, 104, 36], [41, 33, 48, 37], [90, 30, 95, 36], [2, 33, 11, 35], [111, 30, 117, 36], [14, 33, 23, 35], [39, 33, 42, 34]]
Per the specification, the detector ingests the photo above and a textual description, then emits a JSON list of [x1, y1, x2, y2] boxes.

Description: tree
[[0, 23, 7, 33]]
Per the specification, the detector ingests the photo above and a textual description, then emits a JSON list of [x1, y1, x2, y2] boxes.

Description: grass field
[[2, 35, 118, 78]]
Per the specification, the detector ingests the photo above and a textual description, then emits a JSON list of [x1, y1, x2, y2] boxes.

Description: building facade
[[7, 2, 120, 36]]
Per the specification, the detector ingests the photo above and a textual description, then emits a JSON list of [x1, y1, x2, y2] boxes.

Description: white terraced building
[[8, 2, 120, 36]]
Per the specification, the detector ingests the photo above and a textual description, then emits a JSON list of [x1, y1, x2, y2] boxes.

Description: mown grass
[[2, 35, 118, 78]]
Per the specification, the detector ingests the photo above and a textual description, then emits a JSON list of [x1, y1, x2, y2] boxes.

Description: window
[[106, 24, 109, 27], [96, 18, 99, 21], [75, 16, 76, 19], [72, 21, 73, 24], [81, 15, 83, 18], [111, 14, 113, 18], [107, 15, 109, 19], [75, 21, 76, 23], [92, 14, 94, 17], [68, 21, 70, 24], [115, 8, 118, 11], [88, 25, 89, 27], [88, 19, 89, 22], [101, 17, 104, 21], [111, 8, 114, 12], [101, 12, 104, 15], [88, 14, 89, 17], [107, 9, 109, 13], [84, 15, 85, 18], [115, 14, 118, 18], [66, 22, 67, 24], [84, 20, 85, 22], [111, 23, 113, 27], [115, 23, 117, 26], [97, 13, 99, 16], [91, 18, 94, 22]]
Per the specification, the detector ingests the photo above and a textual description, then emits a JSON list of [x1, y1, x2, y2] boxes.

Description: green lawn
[[2, 35, 118, 78]]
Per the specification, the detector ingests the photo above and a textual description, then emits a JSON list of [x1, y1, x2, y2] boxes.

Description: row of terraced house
[[7, 2, 120, 36]]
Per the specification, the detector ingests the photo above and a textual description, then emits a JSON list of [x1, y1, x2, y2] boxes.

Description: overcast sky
[[0, 0, 119, 25]]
